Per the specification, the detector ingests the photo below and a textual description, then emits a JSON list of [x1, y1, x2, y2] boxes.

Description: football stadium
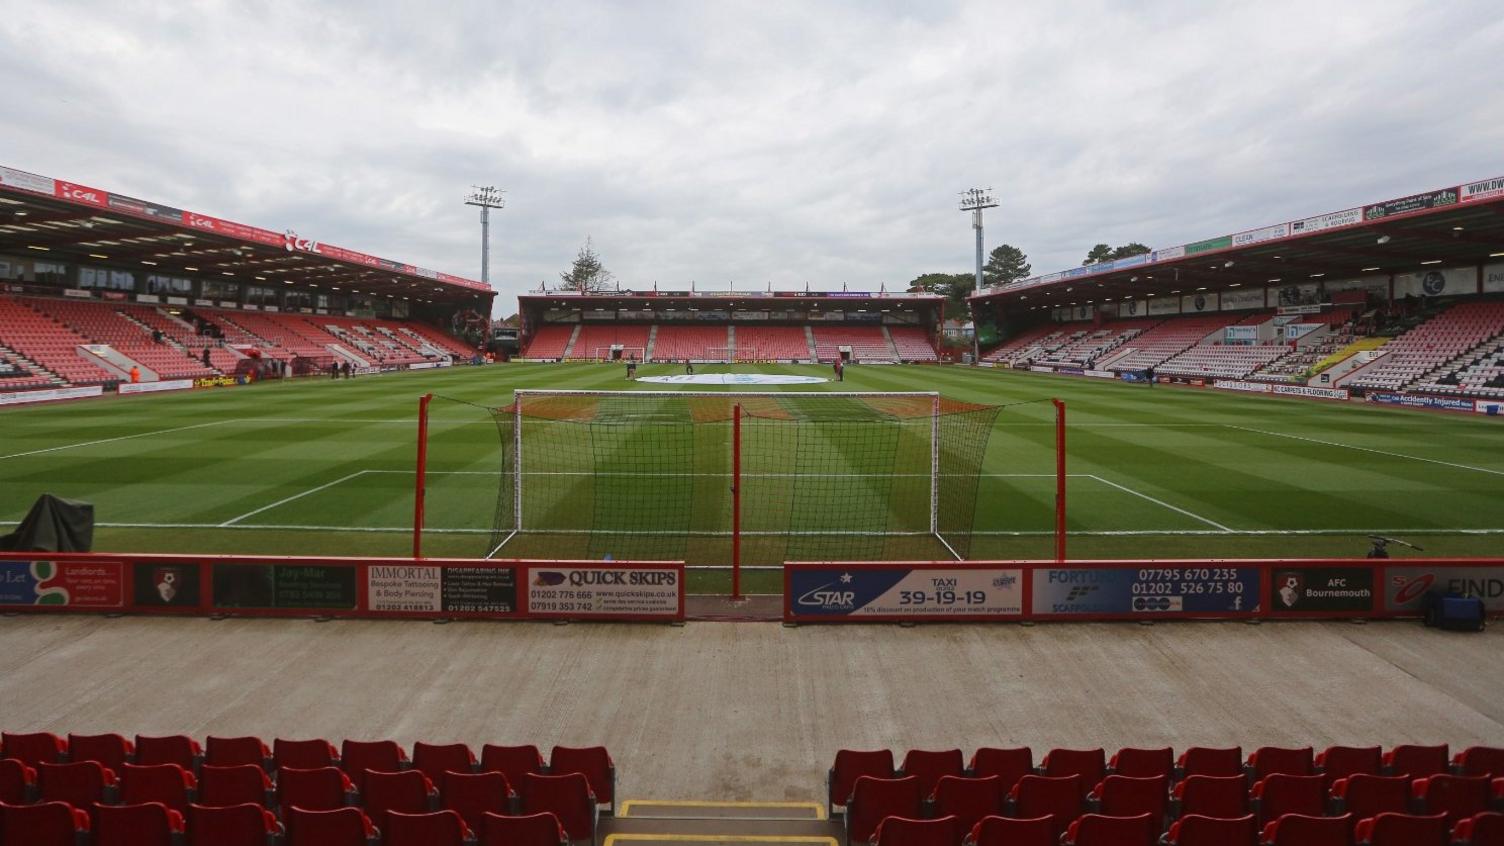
[[3, 6, 1504, 845]]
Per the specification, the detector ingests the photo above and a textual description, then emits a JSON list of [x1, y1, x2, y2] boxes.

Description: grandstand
[[1343, 301, 1504, 395]]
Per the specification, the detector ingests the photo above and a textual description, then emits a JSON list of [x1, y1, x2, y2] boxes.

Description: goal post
[[591, 345, 645, 362]]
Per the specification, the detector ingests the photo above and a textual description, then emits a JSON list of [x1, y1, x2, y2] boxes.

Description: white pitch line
[[1225, 424, 1504, 478], [0, 420, 233, 460], [218, 470, 371, 527], [1087, 474, 1234, 532]]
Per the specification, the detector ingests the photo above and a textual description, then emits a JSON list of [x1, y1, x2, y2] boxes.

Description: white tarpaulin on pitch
[[637, 374, 828, 385]]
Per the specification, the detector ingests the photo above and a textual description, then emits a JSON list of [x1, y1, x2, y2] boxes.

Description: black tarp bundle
[[0, 494, 94, 552]]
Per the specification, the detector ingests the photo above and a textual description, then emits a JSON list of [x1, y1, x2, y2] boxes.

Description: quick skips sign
[[525, 566, 681, 620], [788, 567, 1023, 620]]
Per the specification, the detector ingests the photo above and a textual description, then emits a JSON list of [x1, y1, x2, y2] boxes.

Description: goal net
[[415, 390, 1001, 566], [590, 345, 645, 362]]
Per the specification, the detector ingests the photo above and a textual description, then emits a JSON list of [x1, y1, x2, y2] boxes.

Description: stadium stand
[[571, 324, 651, 360], [317, 316, 430, 366], [218, 311, 338, 360], [120, 305, 244, 374], [21, 297, 218, 380], [1250, 333, 1354, 383], [886, 327, 940, 362], [981, 324, 1066, 365], [812, 325, 896, 362], [1037, 320, 1155, 367], [650, 324, 729, 361], [1345, 301, 1504, 394], [522, 324, 576, 359], [733, 325, 811, 361], [1107, 314, 1241, 373], [0, 297, 126, 385]]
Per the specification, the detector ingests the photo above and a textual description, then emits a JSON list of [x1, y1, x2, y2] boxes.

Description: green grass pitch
[[1, 362, 1500, 593]]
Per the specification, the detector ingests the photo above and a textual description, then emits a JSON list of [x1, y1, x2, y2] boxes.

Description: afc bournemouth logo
[[1277, 572, 1304, 608], [1421, 271, 1446, 296]]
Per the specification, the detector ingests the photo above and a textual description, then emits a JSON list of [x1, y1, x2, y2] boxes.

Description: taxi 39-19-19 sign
[[786, 566, 1024, 620]]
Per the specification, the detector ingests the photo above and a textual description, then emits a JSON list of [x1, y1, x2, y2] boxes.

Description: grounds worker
[[128, 365, 140, 384], [626, 356, 637, 380]]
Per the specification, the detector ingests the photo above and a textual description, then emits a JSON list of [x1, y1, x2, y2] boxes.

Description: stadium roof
[[0, 164, 491, 303], [971, 175, 1504, 309], [518, 289, 945, 313]]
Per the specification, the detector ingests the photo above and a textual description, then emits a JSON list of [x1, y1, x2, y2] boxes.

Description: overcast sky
[[3, 1, 1501, 314]]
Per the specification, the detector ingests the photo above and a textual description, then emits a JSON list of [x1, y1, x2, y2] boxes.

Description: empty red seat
[[1353, 812, 1447, 845], [1041, 748, 1105, 798], [872, 814, 958, 846], [1178, 747, 1244, 779], [443, 770, 515, 834], [1008, 774, 1083, 839], [1062, 812, 1155, 846], [276, 766, 353, 816], [900, 750, 964, 799], [285, 806, 377, 846], [384, 809, 472, 846], [340, 739, 407, 791], [1414, 775, 1491, 824], [1332, 775, 1409, 823], [480, 811, 568, 846], [120, 762, 196, 812], [186, 802, 282, 846], [1253, 774, 1327, 825], [846, 775, 922, 846], [37, 760, 115, 807], [1165, 813, 1258, 846], [413, 742, 477, 783], [481, 745, 546, 795], [68, 733, 134, 772], [522, 772, 597, 843], [2, 731, 66, 767], [1384, 745, 1448, 779], [1250, 747, 1315, 781], [831, 750, 897, 812], [205, 736, 270, 768], [550, 745, 614, 811], [967, 748, 1032, 794], [0, 759, 34, 804], [1091, 774, 1167, 825], [1175, 775, 1249, 819], [1261, 812, 1352, 845], [0, 800, 91, 845], [1316, 747, 1382, 787], [964, 815, 1054, 846], [1109, 747, 1173, 780], [197, 764, 271, 808], [1456, 748, 1504, 779], [931, 775, 1002, 835], [134, 735, 202, 770], [93, 801, 185, 846], [1453, 811, 1504, 845], [274, 738, 340, 771], [361, 768, 435, 825]]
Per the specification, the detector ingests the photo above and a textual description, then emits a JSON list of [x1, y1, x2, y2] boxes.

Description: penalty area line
[[218, 470, 373, 527], [1224, 424, 1504, 478], [0, 420, 234, 461], [1085, 474, 1234, 533]]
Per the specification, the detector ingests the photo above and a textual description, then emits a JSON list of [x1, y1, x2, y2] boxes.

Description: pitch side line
[[1085, 474, 1234, 533], [218, 471, 372, 526], [1224, 425, 1504, 477], [0, 420, 233, 461]]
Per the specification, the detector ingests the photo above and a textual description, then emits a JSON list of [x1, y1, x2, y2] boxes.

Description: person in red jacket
[[128, 366, 140, 384]]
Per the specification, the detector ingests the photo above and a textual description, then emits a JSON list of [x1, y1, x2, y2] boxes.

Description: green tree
[[559, 237, 615, 292], [1082, 243, 1113, 265], [982, 244, 1030, 286], [1084, 242, 1151, 265], [1110, 242, 1150, 260]]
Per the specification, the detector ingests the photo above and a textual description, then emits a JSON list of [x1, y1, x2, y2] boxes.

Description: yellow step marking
[[618, 799, 827, 820]]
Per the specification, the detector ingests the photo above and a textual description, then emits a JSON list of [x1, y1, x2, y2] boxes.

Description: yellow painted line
[[618, 800, 827, 821], [605, 836, 837, 846]]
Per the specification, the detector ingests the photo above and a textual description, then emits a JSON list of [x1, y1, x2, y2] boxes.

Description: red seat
[[1179, 747, 1244, 779], [872, 815, 958, 846], [1253, 774, 1327, 825], [1008, 775, 1083, 839], [1261, 812, 1353, 845], [1384, 745, 1448, 779], [1175, 775, 1249, 819], [846, 775, 922, 846], [68, 733, 134, 772], [413, 742, 477, 783], [0, 800, 91, 845], [93, 801, 185, 846], [274, 738, 340, 771], [37, 760, 115, 807], [1332, 775, 1410, 824], [340, 739, 407, 791], [1109, 748, 1173, 780], [285, 806, 377, 846], [967, 748, 1032, 794], [522, 772, 597, 843], [831, 750, 897, 812], [2, 732, 67, 767], [277, 766, 353, 816], [198, 764, 271, 808], [1041, 748, 1105, 798], [0, 759, 35, 805], [1250, 747, 1315, 781], [550, 746, 615, 811], [1353, 812, 1448, 846], [931, 775, 1002, 836], [186, 802, 282, 846], [1062, 812, 1155, 846], [1414, 775, 1491, 824], [1452, 811, 1504, 845], [205, 736, 270, 768], [120, 762, 196, 812], [480, 811, 568, 846], [443, 770, 515, 834], [1316, 747, 1382, 787], [384, 809, 472, 846], [135, 735, 202, 771], [362, 769, 435, 826], [1091, 774, 1167, 826], [899, 750, 964, 799], [1456, 748, 1504, 779], [964, 815, 1054, 846], [1165, 813, 1258, 846], [481, 745, 546, 796]]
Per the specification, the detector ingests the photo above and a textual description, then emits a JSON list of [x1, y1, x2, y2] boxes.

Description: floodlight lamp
[[1376, 235, 1391, 245]]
